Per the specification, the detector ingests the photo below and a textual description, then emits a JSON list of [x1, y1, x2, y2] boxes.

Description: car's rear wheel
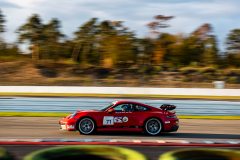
[[143, 118, 162, 135], [78, 117, 96, 135]]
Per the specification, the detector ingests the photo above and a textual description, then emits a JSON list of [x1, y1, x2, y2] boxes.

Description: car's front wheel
[[143, 118, 162, 135], [78, 117, 96, 135]]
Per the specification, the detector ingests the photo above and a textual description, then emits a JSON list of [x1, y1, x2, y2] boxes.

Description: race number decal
[[103, 116, 114, 125]]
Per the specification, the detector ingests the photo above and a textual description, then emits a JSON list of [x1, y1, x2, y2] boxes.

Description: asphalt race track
[[0, 117, 240, 160], [0, 117, 240, 140]]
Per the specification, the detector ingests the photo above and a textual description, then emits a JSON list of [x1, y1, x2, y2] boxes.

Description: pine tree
[[0, 9, 5, 34], [16, 14, 44, 61]]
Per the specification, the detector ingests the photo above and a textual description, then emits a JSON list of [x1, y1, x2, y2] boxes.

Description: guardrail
[[0, 97, 240, 116], [0, 86, 240, 96]]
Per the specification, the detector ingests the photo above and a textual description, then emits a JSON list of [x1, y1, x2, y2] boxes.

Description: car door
[[130, 104, 152, 126], [100, 103, 135, 131]]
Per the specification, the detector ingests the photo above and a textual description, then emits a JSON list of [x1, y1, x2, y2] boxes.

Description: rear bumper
[[164, 126, 179, 132]]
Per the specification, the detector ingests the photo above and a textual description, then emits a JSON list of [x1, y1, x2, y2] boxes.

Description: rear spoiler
[[160, 104, 177, 111]]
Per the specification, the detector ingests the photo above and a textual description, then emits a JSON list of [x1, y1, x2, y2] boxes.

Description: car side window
[[113, 103, 134, 112], [133, 105, 151, 111]]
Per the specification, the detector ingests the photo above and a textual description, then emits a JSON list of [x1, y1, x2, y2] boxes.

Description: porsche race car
[[59, 101, 179, 135]]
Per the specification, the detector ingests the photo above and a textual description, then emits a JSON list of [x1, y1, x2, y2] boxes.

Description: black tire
[[78, 117, 96, 135], [143, 118, 162, 135]]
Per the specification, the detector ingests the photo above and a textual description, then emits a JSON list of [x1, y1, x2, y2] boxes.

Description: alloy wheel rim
[[146, 119, 161, 135]]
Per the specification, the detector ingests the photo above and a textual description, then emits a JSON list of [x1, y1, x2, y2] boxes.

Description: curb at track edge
[[0, 142, 240, 147]]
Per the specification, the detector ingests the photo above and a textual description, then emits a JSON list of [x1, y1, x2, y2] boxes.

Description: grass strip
[[0, 112, 239, 119], [1, 93, 240, 100]]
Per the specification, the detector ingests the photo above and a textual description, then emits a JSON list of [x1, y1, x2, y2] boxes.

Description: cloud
[[2, 0, 240, 52], [0, 0, 21, 8]]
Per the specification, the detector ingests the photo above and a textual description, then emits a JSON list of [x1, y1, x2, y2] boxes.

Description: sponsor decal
[[114, 117, 122, 123], [67, 125, 75, 129], [103, 116, 114, 125], [123, 116, 128, 122]]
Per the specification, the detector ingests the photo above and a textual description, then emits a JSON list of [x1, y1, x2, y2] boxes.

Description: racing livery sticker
[[123, 116, 128, 122], [103, 116, 114, 125], [114, 117, 122, 123]]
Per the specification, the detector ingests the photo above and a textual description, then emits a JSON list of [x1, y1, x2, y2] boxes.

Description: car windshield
[[96, 103, 114, 111]]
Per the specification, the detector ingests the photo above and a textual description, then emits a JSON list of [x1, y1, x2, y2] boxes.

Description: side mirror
[[107, 109, 115, 114]]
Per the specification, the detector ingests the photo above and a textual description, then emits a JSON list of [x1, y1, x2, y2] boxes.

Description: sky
[[1, 0, 240, 52]]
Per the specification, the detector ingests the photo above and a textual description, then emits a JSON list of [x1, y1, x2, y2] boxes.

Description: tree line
[[0, 9, 240, 69]]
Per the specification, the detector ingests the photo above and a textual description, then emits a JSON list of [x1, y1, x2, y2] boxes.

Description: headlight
[[69, 112, 78, 119]]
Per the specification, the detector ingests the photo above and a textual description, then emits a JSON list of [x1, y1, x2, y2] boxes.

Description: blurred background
[[0, 1, 240, 160], [0, 0, 240, 88]]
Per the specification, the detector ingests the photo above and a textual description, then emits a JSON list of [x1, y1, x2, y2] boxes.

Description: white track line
[[133, 140, 141, 143], [84, 139, 92, 142], [227, 141, 238, 144], [59, 139, 67, 142], [204, 141, 214, 144], [109, 139, 117, 142], [156, 140, 165, 143], [181, 140, 190, 143], [33, 139, 43, 142]]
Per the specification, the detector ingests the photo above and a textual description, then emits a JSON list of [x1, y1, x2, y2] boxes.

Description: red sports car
[[59, 101, 179, 135]]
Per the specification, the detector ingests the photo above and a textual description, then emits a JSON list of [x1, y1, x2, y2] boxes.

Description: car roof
[[114, 101, 153, 108]]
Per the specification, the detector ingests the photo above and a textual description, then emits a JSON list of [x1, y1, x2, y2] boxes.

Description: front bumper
[[60, 124, 67, 130], [59, 119, 77, 131]]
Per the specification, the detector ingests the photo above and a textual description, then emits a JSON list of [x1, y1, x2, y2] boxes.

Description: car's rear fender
[[143, 117, 164, 131]]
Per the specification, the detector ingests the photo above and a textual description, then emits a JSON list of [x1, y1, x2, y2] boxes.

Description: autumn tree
[[192, 23, 212, 41], [0, 9, 6, 55], [226, 29, 240, 54], [17, 14, 44, 61], [139, 38, 153, 65], [203, 36, 218, 65], [72, 18, 98, 63], [167, 32, 208, 66], [191, 23, 219, 65], [180, 35, 204, 65], [72, 18, 138, 67], [100, 21, 138, 67], [153, 33, 176, 64], [97, 20, 115, 67], [225, 29, 240, 67], [146, 15, 174, 65]]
